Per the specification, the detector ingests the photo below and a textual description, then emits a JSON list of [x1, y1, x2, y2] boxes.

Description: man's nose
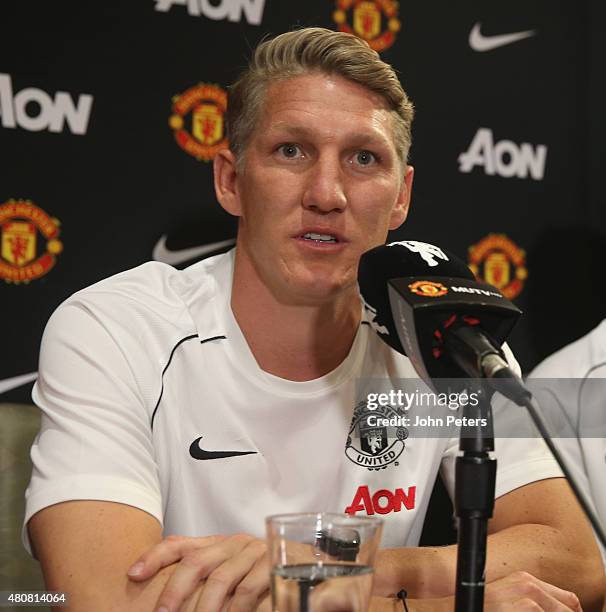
[[302, 154, 347, 214]]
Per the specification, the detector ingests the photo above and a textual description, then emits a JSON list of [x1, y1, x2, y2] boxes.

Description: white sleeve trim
[[495, 456, 564, 499], [22, 475, 163, 555]]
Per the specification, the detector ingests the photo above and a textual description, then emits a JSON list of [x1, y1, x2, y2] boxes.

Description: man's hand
[[258, 571, 582, 612], [403, 572, 583, 612], [482, 571, 582, 611], [127, 533, 270, 612], [374, 479, 603, 609]]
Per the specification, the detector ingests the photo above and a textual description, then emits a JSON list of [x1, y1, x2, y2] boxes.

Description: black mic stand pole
[[454, 385, 496, 612]]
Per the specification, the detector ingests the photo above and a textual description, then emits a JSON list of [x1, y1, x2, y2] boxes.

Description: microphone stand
[[454, 385, 496, 612]]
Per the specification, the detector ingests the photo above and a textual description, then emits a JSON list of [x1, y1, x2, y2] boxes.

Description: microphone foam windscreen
[[358, 241, 475, 355]]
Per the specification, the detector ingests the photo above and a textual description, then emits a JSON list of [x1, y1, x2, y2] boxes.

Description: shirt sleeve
[[22, 300, 163, 555]]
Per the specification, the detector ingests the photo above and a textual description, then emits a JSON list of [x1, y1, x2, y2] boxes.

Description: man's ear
[[214, 149, 242, 217], [389, 165, 414, 231]]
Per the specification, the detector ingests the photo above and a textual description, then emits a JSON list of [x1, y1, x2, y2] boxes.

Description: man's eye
[[278, 144, 302, 158], [354, 150, 377, 166]]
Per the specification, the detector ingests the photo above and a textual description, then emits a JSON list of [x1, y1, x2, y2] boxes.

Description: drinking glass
[[266, 512, 383, 612]]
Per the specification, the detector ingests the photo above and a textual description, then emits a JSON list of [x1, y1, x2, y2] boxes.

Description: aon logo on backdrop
[[458, 128, 547, 181], [0, 74, 93, 135], [155, 0, 265, 24]]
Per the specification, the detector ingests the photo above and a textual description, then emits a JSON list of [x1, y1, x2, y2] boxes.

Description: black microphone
[[358, 240, 528, 403], [359, 242, 606, 577]]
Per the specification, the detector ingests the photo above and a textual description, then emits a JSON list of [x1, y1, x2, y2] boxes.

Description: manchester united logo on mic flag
[[408, 280, 448, 297]]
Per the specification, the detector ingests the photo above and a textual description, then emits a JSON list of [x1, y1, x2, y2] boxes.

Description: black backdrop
[[1, 1, 604, 403]]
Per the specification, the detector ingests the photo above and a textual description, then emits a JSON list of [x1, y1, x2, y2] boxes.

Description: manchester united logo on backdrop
[[0, 199, 63, 283], [408, 280, 448, 297], [468, 234, 527, 299], [333, 0, 401, 52], [345, 401, 407, 471], [169, 83, 228, 161]]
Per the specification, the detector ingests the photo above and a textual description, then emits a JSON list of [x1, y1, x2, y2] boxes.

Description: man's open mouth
[[301, 232, 339, 243]]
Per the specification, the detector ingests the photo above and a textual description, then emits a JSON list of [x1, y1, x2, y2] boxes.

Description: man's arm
[[29, 500, 197, 611], [111, 478, 593, 611], [485, 477, 604, 605], [370, 572, 582, 611], [374, 478, 605, 610], [29, 500, 269, 612], [251, 570, 582, 611]]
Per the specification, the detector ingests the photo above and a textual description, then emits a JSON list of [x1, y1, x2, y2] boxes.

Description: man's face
[[217, 72, 413, 305]]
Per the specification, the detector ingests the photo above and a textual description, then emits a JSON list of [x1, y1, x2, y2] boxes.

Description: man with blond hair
[[25, 28, 604, 611]]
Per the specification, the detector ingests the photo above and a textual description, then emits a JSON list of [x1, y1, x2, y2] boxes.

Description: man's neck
[[230, 252, 361, 382]]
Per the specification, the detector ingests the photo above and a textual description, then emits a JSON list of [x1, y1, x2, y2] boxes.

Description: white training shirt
[[23, 249, 562, 553], [528, 319, 606, 563]]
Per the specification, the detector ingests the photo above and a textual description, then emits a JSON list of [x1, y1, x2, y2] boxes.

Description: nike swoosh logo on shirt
[[469, 22, 535, 52], [152, 235, 236, 266], [189, 436, 257, 460], [0, 371, 38, 395]]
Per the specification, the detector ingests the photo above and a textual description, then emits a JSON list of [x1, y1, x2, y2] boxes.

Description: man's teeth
[[303, 232, 337, 243]]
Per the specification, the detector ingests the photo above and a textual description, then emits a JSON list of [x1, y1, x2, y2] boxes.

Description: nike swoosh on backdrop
[[153, 235, 236, 266], [469, 22, 535, 52], [189, 436, 257, 461], [0, 371, 38, 395]]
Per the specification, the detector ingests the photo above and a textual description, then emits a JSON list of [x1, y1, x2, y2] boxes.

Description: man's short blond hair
[[226, 27, 414, 168]]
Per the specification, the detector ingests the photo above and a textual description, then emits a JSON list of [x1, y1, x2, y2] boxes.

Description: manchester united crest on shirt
[[345, 401, 408, 470], [333, 0, 401, 52]]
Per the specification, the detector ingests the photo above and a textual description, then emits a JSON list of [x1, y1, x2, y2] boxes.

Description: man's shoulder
[[69, 251, 229, 313], [72, 260, 182, 300], [36, 253, 234, 408], [45, 251, 233, 353], [530, 319, 606, 379]]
